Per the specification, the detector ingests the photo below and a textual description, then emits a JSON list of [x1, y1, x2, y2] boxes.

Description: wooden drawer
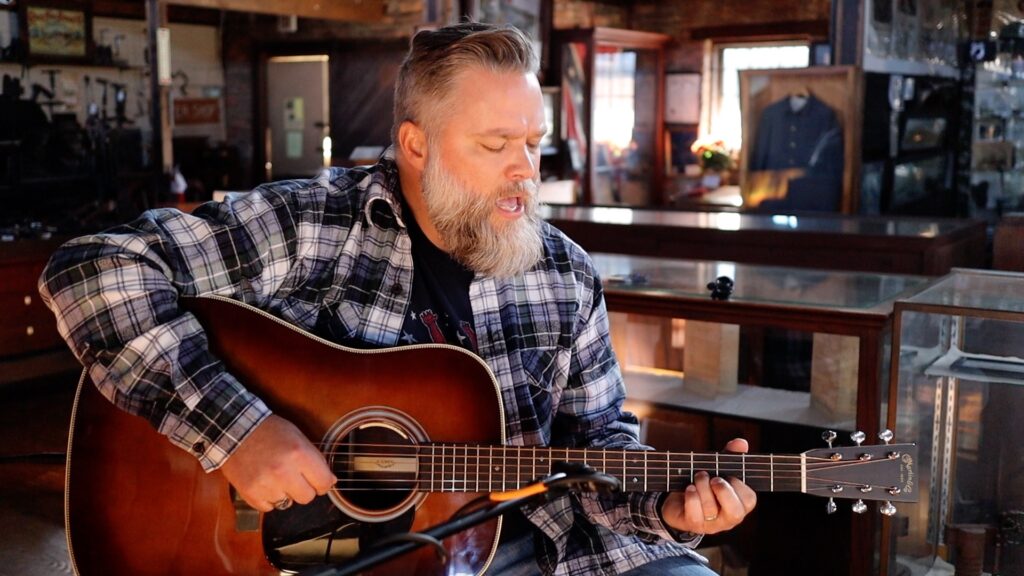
[[0, 290, 64, 357], [0, 251, 64, 358]]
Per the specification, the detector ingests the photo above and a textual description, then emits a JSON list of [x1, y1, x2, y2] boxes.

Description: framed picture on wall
[[664, 73, 700, 124], [20, 1, 92, 63]]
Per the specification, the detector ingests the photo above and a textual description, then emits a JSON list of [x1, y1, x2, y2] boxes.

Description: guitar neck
[[393, 444, 807, 494]]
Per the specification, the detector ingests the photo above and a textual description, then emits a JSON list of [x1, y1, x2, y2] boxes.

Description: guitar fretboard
[[331, 443, 813, 494]]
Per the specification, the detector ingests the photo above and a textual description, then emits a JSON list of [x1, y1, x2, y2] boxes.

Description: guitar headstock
[[801, 429, 918, 516]]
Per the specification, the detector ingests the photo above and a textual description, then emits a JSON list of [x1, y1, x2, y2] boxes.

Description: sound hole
[[322, 408, 429, 523], [335, 423, 418, 512]]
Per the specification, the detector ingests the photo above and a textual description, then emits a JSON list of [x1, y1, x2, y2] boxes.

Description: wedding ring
[[273, 497, 293, 511], [704, 514, 718, 522]]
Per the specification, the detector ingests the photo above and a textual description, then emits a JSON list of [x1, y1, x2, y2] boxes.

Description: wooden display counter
[[543, 205, 986, 275]]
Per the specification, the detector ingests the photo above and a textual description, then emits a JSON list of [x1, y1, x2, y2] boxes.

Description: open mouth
[[495, 196, 524, 216]]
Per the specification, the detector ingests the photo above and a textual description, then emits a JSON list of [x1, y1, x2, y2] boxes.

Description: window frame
[[703, 39, 812, 149]]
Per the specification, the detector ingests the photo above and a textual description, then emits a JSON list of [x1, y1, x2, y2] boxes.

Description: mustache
[[497, 178, 539, 199]]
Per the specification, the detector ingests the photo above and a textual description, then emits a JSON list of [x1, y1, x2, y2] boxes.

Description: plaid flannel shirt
[[39, 148, 700, 575]]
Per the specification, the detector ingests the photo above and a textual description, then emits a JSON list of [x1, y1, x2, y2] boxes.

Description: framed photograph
[[20, 1, 92, 63]]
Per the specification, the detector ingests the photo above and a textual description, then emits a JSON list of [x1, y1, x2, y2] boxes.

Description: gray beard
[[420, 154, 544, 278]]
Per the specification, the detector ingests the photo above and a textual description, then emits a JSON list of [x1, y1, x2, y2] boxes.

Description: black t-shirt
[[397, 197, 534, 541], [398, 199, 477, 352]]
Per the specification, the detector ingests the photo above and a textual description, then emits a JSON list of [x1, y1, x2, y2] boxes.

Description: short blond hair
[[392, 22, 539, 142]]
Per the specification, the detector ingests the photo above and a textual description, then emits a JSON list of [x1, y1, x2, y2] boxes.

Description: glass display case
[[592, 253, 930, 576], [883, 269, 1024, 576], [549, 28, 669, 206], [594, 253, 929, 431]]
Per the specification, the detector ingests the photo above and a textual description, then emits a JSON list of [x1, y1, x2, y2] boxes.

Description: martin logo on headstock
[[901, 453, 915, 495]]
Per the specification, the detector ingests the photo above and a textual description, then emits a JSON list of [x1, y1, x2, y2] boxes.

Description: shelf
[[923, 348, 1024, 386], [862, 53, 959, 79], [0, 60, 142, 72], [623, 368, 856, 431]]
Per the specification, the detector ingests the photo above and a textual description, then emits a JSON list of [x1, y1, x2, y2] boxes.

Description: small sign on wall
[[665, 73, 700, 124], [173, 98, 221, 125], [284, 97, 304, 130]]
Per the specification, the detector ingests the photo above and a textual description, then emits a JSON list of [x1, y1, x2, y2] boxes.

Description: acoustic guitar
[[65, 296, 917, 575]]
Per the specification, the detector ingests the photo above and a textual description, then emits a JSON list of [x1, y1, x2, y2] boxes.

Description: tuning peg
[[826, 498, 837, 514], [822, 430, 837, 448], [878, 429, 894, 444], [880, 501, 897, 516], [852, 500, 867, 514], [850, 431, 866, 446]]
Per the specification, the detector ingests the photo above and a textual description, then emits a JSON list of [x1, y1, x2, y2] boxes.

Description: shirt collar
[[361, 146, 409, 230]]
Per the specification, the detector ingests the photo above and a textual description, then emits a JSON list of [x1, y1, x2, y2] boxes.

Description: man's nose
[[507, 145, 537, 182]]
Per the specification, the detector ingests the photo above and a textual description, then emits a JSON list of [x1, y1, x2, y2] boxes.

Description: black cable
[[369, 532, 448, 564]]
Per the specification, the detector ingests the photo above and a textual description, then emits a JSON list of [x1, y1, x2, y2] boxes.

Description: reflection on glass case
[[884, 269, 1024, 576]]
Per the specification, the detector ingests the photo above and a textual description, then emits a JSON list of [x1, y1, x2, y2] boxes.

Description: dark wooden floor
[[0, 373, 77, 575]]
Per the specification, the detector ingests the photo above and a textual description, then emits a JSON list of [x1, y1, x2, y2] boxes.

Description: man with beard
[[39, 23, 754, 575]]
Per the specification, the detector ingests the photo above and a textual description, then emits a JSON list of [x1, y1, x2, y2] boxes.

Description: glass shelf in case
[[883, 269, 1024, 576]]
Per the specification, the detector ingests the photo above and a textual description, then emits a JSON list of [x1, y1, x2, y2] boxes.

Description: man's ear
[[397, 120, 427, 172]]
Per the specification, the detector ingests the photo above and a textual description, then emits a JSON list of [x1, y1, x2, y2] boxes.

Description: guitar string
[[311, 477, 896, 492], [312, 441, 859, 462], [321, 464, 895, 485], [318, 457, 899, 490], [316, 449, 874, 470], [319, 477, 880, 486], [315, 448, 845, 465], [320, 462, 884, 478], [315, 442, 901, 465]]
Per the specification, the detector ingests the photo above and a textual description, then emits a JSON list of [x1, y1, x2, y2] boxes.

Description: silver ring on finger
[[273, 497, 293, 511]]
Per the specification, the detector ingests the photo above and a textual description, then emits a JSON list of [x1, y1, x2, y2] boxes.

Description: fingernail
[[686, 485, 697, 493]]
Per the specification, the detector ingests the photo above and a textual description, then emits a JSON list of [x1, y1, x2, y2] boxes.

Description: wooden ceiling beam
[[165, 0, 386, 22]]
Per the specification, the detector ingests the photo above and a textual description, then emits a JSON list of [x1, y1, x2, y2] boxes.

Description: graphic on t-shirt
[[402, 308, 477, 351], [419, 309, 445, 343], [459, 320, 478, 350]]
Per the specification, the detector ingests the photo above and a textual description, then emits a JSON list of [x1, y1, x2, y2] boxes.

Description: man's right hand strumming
[[219, 414, 337, 512]]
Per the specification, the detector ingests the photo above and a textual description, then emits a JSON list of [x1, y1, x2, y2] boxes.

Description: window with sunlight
[[711, 43, 809, 151], [593, 50, 638, 154]]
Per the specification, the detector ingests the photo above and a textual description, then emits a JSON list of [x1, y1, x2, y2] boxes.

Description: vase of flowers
[[690, 137, 734, 188]]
